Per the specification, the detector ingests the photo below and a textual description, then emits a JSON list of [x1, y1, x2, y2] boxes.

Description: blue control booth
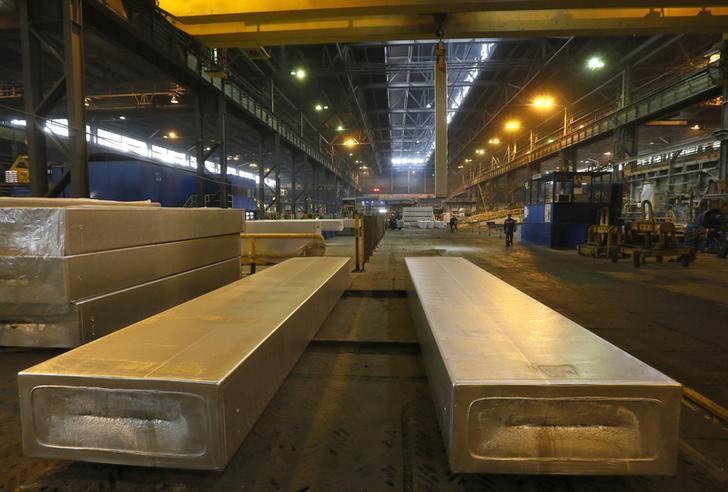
[[521, 171, 618, 249]]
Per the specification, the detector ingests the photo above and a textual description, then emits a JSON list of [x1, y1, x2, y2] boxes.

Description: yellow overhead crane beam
[[157, 1, 728, 47]]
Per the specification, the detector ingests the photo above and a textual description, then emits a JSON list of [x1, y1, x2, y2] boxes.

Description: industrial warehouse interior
[[1, 1, 728, 491]]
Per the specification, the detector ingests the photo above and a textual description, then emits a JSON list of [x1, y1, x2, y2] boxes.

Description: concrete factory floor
[[1, 228, 727, 491]]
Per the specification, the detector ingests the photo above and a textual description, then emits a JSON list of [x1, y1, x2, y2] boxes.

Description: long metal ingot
[[0, 206, 244, 256], [405, 257, 681, 475], [2, 258, 242, 347], [18, 257, 350, 469], [0, 234, 241, 304]]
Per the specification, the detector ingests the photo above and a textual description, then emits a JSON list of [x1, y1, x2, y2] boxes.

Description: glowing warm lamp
[[504, 120, 521, 132], [532, 95, 555, 110]]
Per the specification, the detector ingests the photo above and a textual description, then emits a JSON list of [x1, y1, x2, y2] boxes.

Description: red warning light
[[373, 187, 381, 193]]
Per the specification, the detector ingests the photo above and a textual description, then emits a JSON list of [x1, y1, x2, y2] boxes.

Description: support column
[[324, 170, 331, 216], [614, 126, 638, 182], [64, 0, 88, 198], [506, 171, 515, 206], [316, 167, 322, 216], [434, 40, 448, 198], [274, 135, 282, 215], [559, 148, 577, 172], [19, 0, 48, 196], [218, 93, 227, 208], [290, 154, 298, 218], [195, 97, 205, 206], [528, 161, 542, 176], [303, 158, 311, 216], [718, 36, 728, 181], [620, 63, 633, 109], [257, 136, 265, 217], [719, 83, 728, 181]]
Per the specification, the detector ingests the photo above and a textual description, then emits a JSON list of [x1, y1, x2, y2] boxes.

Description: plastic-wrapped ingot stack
[[405, 257, 682, 475], [0, 198, 244, 348]]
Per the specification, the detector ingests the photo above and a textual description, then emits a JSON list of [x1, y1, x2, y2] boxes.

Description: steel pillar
[[63, 0, 88, 198], [290, 154, 298, 218], [218, 92, 228, 208], [528, 161, 542, 176], [720, 83, 728, 181], [326, 172, 332, 215], [719, 36, 728, 181], [311, 163, 318, 216], [257, 136, 265, 216], [614, 125, 638, 182], [434, 40, 448, 198], [621, 64, 633, 108], [195, 96, 205, 206], [559, 148, 577, 172], [19, 0, 48, 196], [303, 157, 311, 216], [274, 134, 282, 215]]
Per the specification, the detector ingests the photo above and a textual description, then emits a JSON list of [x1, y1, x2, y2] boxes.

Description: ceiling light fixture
[[504, 120, 521, 132], [586, 56, 606, 70]]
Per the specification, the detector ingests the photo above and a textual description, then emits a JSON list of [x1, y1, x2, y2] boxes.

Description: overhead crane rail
[[157, 2, 728, 48]]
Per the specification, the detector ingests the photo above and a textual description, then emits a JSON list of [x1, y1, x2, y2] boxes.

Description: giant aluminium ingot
[[1, 258, 241, 347], [405, 257, 681, 475], [0, 205, 243, 256], [0, 235, 240, 304], [18, 257, 350, 469]]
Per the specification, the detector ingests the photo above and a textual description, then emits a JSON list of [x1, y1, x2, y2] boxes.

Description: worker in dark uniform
[[449, 215, 458, 232], [504, 214, 517, 246]]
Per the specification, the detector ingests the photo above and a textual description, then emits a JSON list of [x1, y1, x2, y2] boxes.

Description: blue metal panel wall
[[551, 203, 600, 249], [521, 203, 552, 247], [49, 157, 257, 209]]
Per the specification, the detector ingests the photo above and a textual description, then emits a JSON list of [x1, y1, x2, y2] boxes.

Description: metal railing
[[452, 67, 720, 198]]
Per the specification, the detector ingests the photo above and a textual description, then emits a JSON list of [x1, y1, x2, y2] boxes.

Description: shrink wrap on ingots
[[405, 257, 681, 475], [1, 201, 244, 347]]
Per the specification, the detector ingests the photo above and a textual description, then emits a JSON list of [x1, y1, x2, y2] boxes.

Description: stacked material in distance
[[402, 207, 434, 228], [0, 199, 243, 348]]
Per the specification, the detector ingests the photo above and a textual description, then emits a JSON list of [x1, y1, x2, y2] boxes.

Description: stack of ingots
[[0, 198, 244, 348]]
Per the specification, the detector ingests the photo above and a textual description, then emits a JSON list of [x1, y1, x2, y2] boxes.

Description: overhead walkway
[[450, 67, 723, 199]]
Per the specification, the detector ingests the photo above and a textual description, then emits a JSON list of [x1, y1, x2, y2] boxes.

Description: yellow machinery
[[6, 154, 30, 183], [577, 207, 621, 259], [617, 201, 695, 268]]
